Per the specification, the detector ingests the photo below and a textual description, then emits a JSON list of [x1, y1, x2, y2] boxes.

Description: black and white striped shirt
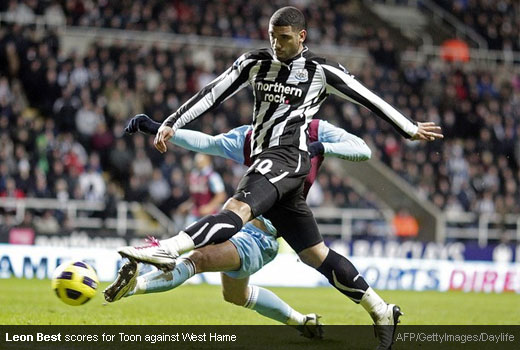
[[163, 47, 418, 157]]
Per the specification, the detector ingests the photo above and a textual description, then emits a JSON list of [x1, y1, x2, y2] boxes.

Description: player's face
[[195, 154, 210, 170], [268, 24, 306, 61]]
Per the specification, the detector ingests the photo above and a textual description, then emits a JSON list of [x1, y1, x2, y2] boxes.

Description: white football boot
[[103, 260, 139, 302], [117, 236, 178, 271]]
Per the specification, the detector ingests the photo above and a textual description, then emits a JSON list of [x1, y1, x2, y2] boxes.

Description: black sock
[[184, 210, 243, 248], [317, 249, 369, 303]]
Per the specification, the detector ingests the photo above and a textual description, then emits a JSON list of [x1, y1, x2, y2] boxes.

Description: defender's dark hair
[[270, 6, 306, 31]]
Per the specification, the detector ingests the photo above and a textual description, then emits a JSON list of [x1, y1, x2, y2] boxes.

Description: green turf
[[0, 278, 518, 325]]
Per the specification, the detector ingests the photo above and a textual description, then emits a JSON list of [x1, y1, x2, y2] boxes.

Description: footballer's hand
[[308, 141, 325, 158], [154, 125, 174, 153], [411, 122, 443, 141], [125, 114, 161, 135]]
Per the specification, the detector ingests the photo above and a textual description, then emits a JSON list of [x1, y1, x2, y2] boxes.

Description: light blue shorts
[[224, 222, 279, 279]]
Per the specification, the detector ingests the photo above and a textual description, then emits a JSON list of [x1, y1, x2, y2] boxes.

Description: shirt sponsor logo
[[255, 81, 303, 104]]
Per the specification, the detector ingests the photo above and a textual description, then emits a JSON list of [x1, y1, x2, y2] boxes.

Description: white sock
[[287, 309, 307, 326], [243, 286, 307, 326], [131, 276, 146, 295], [160, 231, 195, 256], [360, 287, 387, 322]]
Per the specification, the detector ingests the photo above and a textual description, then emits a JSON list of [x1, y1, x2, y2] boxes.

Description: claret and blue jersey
[[168, 118, 371, 235]]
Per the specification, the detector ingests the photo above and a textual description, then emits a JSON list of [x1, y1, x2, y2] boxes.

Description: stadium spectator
[[108, 138, 133, 183], [32, 170, 51, 198], [131, 148, 153, 180], [177, 153, 226, 225], [34, 209, 60, 234], [392, 208, 419, 239], [78, 153, 106, 202], [0, 177, 25, 198], [159, 168, 190, 220], [101, 181, 121, 220], [8, 210, 35, 245], [148, 168, 171, 206], [125, 175, 148, 203]]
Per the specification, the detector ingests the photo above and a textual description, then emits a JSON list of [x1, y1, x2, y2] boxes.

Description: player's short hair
[[270, 6, 306, 31]]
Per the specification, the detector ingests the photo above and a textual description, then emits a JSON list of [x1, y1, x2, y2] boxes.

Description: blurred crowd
[[433, 0, 519, 51], [3, 0, 518, 52], [0, 1, 519, 238], [354, 61, 520, 215], [0, 0, 379, 48]]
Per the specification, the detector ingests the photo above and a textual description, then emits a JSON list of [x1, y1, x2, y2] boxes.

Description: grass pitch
[[0, 278, 518, 325]]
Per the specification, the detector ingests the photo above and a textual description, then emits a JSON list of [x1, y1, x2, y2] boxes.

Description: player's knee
[[298, 243, 329, 268], [222, 198, 252, 223], [186, 250, 205, 273], [222, 288, 247, 306]]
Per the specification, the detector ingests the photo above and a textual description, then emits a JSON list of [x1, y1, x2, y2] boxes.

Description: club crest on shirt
[[295, 69, 308, 82]]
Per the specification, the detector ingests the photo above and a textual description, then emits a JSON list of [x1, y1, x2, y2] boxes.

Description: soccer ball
[[51, 261, 99, 306]]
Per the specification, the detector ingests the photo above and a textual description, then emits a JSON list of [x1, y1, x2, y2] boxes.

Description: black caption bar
[[1, 326, 519, 350]]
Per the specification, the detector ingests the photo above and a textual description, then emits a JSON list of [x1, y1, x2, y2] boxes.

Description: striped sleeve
[[321, 63, 418, 138], [163, 53, 257, 132]]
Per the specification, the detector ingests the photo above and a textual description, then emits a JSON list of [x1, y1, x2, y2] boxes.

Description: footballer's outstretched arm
[[125, 114, 371, 163], [125, 114, 245, 162], [321, 63, 443, 141], [317, 120, 371, 161]]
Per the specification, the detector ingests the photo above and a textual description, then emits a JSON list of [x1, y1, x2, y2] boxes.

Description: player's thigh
[[189, 241, 241, 273], [220, 273, 250, 305], [224, 224, 279, 279], [234, 150, 310, 217], [265, 201, 323, 253], [234, 172, 278, 217]]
